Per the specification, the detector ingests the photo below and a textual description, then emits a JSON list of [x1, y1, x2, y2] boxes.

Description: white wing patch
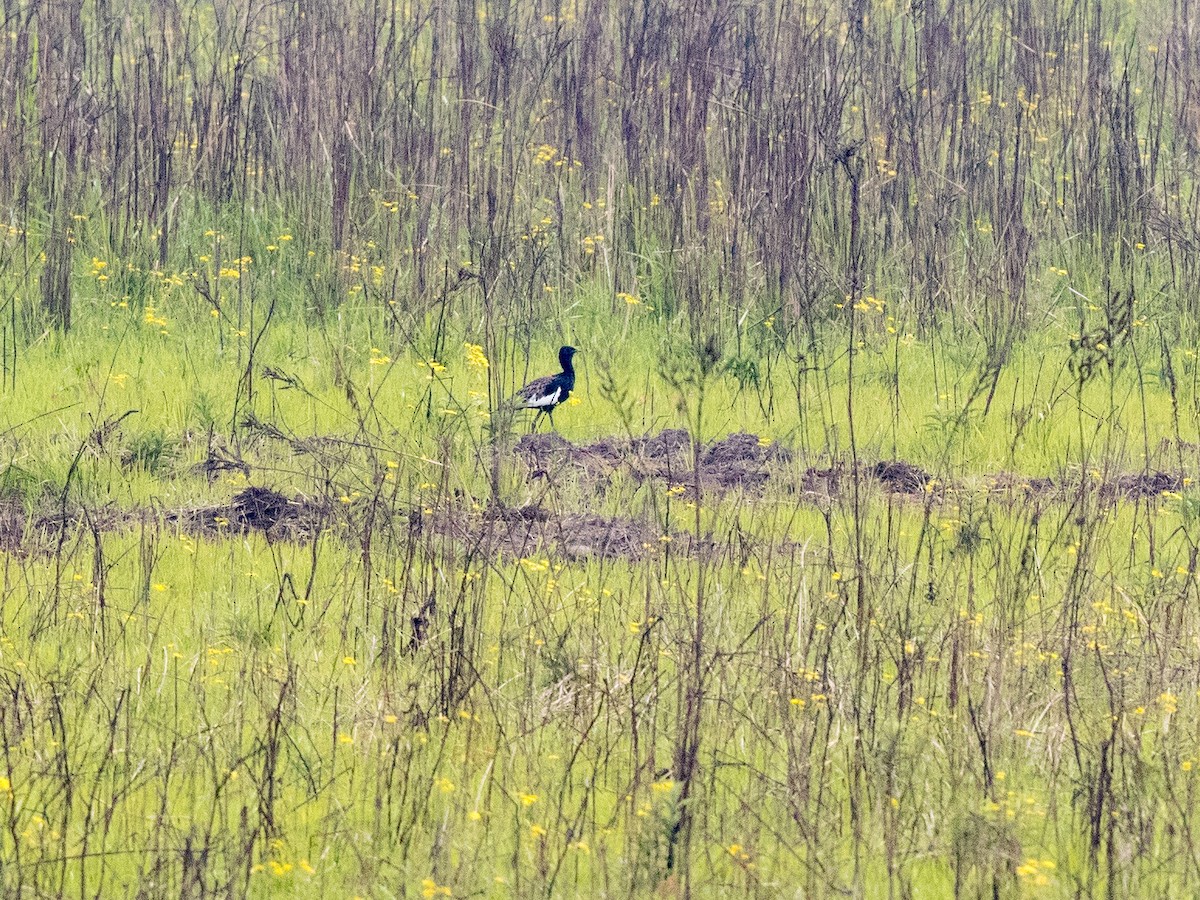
[[523, 386, 562, 409]]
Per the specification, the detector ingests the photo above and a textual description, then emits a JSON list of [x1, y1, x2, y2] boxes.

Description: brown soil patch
[[432, 502, 705, 562], [799, 465, 845, 498], [0, 497, 25, 553], [515, 428, 1197, 509], [986, 472, 1058, 499], [169, 486, 329, 540], [705, 431, 792, 467], [870, 460, 933, 495], [516, 429, 793, 494], [987, 469, 1183, 502], [1111, 471, 1181, 499], [0, 429, 1190, 565], [515, 429, 1190, 507]]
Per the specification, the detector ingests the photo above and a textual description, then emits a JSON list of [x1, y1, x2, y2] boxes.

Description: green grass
[[4, 0, 1200, 895], [3, 452, 1199, 896], [3, 276, 1200, 896], [5, 268, 1198, 499]]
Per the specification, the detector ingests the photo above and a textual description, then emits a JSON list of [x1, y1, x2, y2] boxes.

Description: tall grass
[[0, 0, 1196, 339], [2, 0, 1200, 898]]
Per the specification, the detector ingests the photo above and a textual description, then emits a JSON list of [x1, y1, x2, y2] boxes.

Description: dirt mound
[[987, 472, 1058, 498], [988, 469, 1181, 502], [557, 513, 670, 560], [512, 427, 1190, 508], [171, 486, 328, 540], [7, 422, 1191, 567], [667, 465, 770, 494], [230, 486, 292, 528], [0, 497, 24, 553], [515, 432, 575, 462], [635, 428, 692, 460], [516, 429, 792, 495], [800, 465, 844, 497], [871, 460, 933, 494], [705, 432, 792, 467], [489, 503, 551, 523], [675, 432, 793, 491], [438, 503, 697, 561], [1023, 476, 1056, 495], [1112, 471, 1181, 499], [515, 432, 627, 485]]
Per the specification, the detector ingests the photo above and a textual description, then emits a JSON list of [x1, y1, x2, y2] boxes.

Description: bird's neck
[[560, 356, 575, 376]]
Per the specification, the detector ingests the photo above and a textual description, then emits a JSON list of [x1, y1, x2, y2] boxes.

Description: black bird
[[511, 345, 578, 430]]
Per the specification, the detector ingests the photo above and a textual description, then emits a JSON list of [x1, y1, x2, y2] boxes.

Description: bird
[[510, 345, 578, 430]]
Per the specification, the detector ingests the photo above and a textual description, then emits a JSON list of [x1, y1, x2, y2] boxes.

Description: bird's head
[[559, 345, 578, 369]]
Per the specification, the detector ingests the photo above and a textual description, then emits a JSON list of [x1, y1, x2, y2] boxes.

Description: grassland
[[2, 0, 1200, 897]]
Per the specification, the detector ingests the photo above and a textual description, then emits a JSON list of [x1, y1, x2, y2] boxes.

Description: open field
[[4, 0, 1200, 897]]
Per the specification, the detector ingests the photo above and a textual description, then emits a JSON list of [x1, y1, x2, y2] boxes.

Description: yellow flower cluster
[[464, 342, 489, 370], [1016, 857, 1056, 886]]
